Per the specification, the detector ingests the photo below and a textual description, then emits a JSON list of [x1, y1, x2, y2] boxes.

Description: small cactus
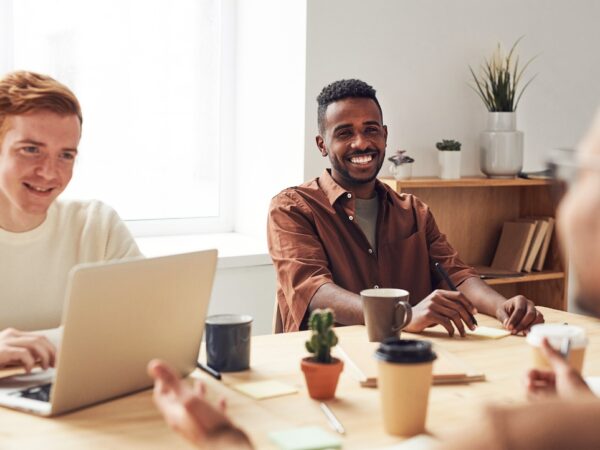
[[305, 309, 339, 363], [436, 139, 462, 151]]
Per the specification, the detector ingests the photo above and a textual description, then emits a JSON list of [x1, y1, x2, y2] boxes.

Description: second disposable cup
[[375, 338, 437, 436], [526, 323, 587, 373]]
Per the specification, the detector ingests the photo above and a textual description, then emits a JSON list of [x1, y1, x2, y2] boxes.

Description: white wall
[[209, 265, 276, 336], [234, 0, 306, 239], [304, 0, 600, 180], [0, 0, 14, 73]]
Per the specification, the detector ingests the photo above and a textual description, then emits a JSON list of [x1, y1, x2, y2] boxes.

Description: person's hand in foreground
[[496, 295, 544, 335], [0, 328, 56, 372], [403, 289, 478, 337], [147, 359, 252, 449], [526, 338, 592, 399]]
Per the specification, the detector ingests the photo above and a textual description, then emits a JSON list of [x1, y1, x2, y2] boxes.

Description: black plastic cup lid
[[374, 338, 437, 364]]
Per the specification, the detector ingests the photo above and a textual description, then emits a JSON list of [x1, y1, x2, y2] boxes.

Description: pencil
[[434, 262, 478, 327]]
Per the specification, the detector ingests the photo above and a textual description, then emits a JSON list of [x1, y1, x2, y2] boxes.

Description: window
[[5, 0, 233, 235]]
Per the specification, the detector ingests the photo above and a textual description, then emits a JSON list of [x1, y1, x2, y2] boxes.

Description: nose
[[35, 155, 59, 181], [350, 132, 370, 151]]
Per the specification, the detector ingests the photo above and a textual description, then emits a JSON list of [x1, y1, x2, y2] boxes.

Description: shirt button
[[347, 193, 352, 198], [374, 285, 379, 289], [368, 248, 373, 254], [348, 215, 354, 221]]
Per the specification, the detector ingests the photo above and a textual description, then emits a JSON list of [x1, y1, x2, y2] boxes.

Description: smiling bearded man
[[267, 79, 544, 334], [0, 71, 141, 332]]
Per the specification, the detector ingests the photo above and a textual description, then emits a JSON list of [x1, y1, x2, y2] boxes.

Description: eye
[[336, 130, 353, 139], [60, 151, 77, 161], [365, 127, 380, 134], [20, 146, 39, 155]]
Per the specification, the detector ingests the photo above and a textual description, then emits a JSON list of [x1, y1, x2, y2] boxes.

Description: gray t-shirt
[[354, 196, 379, 249]]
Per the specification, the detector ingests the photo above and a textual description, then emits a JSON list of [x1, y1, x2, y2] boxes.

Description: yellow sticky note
[[232, 380, 299, 400], [466, 326, 511, 339]]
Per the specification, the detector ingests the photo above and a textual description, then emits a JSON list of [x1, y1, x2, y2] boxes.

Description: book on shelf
[[521, 218, 550, 273], [533, 217, 555, 271], [491, 220, 537, 272], [474, 266, 524, 279]]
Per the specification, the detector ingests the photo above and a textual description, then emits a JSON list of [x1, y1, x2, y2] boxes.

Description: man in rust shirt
[[268, 79, 544, 333]]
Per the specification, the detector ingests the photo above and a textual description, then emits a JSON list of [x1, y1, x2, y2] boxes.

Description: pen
[[320, 402, 345, 435], [197, 361, 222, 380], [434, 262, 478, 327]]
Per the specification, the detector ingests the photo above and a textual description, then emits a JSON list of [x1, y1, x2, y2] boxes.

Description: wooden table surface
[[2, 306, 600, 449]]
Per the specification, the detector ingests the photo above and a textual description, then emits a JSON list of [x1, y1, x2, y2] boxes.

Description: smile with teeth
[[24, 182, 54, 193], [349, 154, 374, 165]]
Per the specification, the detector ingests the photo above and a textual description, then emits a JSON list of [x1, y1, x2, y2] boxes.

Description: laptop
[[0, 249, 218, 416]]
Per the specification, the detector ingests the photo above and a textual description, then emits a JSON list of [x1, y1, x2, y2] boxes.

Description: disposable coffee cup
[[526, 323, 587, 373], [374, 338, 437, 436], [361, 288, 412, 342], [205, 314, 253, 372]]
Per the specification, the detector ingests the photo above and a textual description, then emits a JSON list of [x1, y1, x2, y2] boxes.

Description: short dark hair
[[317, 79, 382, 134]]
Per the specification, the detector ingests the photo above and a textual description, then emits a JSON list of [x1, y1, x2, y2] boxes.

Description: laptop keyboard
[[10, 383, 52, 402]]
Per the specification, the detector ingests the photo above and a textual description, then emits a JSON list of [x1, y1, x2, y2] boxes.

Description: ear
[[383, 125, 388, 143], [316, 135, 327, 157]]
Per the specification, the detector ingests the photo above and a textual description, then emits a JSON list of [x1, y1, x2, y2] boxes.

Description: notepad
[[269, 426, 341, 450], [337, 336, 485, 387], [231, 380, 298, 400], [465, 326, 511, 339]]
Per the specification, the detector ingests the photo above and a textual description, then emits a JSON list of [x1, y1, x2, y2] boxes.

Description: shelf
[[380, 176, 554, 189], [484, 271, 565, 286]]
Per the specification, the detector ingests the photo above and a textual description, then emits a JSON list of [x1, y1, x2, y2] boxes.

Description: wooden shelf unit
[[380, 176, 568, 310]]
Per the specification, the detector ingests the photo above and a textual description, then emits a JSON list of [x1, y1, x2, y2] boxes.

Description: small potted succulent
[[436, 139, 462, 180], [300, 309, 343, 400], [387, 149, 415, 180]]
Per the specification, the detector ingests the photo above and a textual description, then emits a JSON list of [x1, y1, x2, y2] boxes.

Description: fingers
[[218, 397, 227, 414], [526, 369, 556, 394], [426, 311, 457, 337], [409, 290, 476, 336], [0, 333, 57, 370], [433, 295, 477, 332], [148, 359, 182, 395], [430, 303, 467, 336], [503, 297, 540, 334], [540, 338, 570, 370], [5, 348, 36, 372]]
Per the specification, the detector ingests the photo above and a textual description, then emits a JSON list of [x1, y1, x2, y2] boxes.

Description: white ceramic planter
[[388, 163, 413, 180], [438, 151, 461, 179], [480, 112, 524, 178]]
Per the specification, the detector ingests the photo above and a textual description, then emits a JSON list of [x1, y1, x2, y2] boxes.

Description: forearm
[[458, 277, 505, 317], [308, 283, 364, 326]]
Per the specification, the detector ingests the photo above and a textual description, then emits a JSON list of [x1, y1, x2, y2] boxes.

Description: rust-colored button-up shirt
[[268, 170, 477, 332]]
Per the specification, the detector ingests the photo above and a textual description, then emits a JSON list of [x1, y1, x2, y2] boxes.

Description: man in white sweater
[[0, 71, 140, 368]]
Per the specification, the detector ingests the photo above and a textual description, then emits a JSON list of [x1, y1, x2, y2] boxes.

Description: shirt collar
[[319, 169, 394, 206]]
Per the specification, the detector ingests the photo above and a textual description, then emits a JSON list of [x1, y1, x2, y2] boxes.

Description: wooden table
[[2, 307, 600, 449]]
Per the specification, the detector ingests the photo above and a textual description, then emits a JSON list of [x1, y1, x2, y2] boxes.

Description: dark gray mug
[[205, 314, 252, 372], [361, 288, 412, 342]]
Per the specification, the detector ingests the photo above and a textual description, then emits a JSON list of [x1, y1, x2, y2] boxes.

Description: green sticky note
[[269, 425, 342, 450]]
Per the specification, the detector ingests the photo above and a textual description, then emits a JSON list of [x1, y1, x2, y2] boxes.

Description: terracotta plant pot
[[300, 356, 344, 400]]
